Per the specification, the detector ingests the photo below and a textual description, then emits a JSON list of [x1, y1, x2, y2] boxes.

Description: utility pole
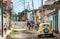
[[32, 0, 36, 23], [11, 2, 14, 21], [1, 0, 3, 37], [27, 2, 30, 11], [12, 2, 14, 14], [24, 0, 25, 13], [41, 0, 44, 23]]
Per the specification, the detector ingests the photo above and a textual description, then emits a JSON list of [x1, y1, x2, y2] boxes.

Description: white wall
[[27, 12, 33, 21], [27, 12, 31, 20], [3, 12, 10, 29], [0, 8, 2, 29], [48, 15, 53, 29], [58, 10, 60, 33]]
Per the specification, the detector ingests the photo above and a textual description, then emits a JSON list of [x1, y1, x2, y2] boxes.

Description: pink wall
[[6, 0, 11, 7], [4, 0, 11, 7]]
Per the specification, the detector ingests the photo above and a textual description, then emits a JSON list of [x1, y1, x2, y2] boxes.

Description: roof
[[47, 1, 60, 10], [44, 1, 55, 5], [40, 23, 50, 25]]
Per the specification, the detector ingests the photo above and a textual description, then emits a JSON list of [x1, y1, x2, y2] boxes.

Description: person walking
[[30, 21, 33, 30], [4, 23, 7, 34], [27, 21, 31, 30]]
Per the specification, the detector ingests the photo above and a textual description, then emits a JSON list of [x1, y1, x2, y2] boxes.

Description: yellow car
[[37, 23, 53, 37]]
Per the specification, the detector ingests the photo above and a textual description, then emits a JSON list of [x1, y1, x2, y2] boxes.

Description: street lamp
[[1, 0, 3, 37]]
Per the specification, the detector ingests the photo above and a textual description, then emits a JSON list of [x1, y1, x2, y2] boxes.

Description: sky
[[12, 0, 47, 13]]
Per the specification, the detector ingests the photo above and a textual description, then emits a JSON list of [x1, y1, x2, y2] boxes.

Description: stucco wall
[[3, 13, 10, 28]]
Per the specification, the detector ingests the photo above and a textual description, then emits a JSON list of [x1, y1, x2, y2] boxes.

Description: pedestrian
[[4, 23, 7, 34], [27, 21, 31, 30], [31, 21, 34, 30]]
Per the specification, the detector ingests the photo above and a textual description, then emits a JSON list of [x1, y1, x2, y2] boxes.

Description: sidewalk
[[54, 33, 60, 38]]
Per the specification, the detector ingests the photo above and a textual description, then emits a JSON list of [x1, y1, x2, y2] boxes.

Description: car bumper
[[38, 33, 53, 37]]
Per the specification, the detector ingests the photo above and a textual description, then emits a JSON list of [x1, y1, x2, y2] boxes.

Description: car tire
[[38, 35, 41, 37], [50, 34, 53, 37]]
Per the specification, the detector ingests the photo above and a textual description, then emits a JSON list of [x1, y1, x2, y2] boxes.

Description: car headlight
[[44, 28, 49, 33]]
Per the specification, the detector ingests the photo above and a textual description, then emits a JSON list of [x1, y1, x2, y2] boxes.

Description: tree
[[21, 9, 30, 13], [18, 12, 22, 14]]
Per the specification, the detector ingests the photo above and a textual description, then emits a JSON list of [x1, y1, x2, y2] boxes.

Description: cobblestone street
[[10, 29, 60, 39], [0, 0, 60, 39]]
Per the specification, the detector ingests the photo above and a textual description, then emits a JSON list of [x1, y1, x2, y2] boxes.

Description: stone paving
[[11, 29, 37, 39], [10, 29, 60, 39]]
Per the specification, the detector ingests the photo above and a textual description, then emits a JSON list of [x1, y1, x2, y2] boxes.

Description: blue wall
[[53, 11, 58, 33], [15, 16, 18, 21]]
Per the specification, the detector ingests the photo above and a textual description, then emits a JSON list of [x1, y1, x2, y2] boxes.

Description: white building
[[27, 11, 33, 21]]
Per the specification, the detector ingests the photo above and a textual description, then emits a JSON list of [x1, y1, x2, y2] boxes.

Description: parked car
[[37, 23, 53, 37]]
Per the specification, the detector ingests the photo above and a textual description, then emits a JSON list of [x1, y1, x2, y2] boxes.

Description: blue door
[[53, 13, 58, 34]]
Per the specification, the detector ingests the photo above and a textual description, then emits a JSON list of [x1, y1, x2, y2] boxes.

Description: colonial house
[[46, 0, 60, 34], [33, 9, 41, 24], [33, 0, 55, 24], [14, 13, 27, 22], [27, 11, 34, 21], [0, 0, 13, 39], [43, 0, 55, 23]]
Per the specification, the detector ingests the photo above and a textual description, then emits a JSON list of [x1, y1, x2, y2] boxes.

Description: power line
[[32, 0, 37, 23], [41, 0, 44, 23]]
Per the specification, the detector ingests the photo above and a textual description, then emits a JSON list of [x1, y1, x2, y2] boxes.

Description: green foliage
[[10, 30, 17, 35], [18, 9, 30, 14], [18, 12, 22, 14], [21, 9, 30, 13]]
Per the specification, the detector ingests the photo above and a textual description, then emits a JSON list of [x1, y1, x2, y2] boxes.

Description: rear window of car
[[43, 24, 49, 27]]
